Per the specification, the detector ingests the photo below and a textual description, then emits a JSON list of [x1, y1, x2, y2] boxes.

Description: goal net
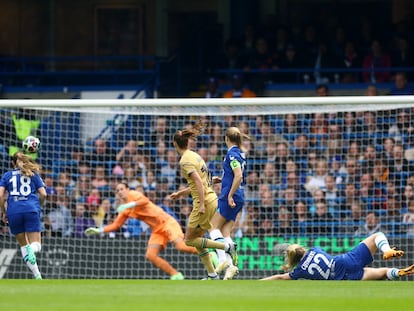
[[1, 96, 414, 280]]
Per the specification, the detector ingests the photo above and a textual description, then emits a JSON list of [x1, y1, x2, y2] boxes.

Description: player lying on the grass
[[261, 231, 414, 281], [85, 182, 198, 280]]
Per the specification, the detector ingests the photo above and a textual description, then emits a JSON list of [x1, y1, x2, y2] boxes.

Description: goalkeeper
[[85, 181, 198, 280], [261, 232, 414, 281]]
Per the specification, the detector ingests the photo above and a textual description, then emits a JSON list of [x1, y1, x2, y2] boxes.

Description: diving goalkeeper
[[85, 181, 198, 280]]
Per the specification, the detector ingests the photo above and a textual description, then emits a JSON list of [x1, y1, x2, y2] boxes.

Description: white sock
[[21, 245, 41, 278], [30, 242, 41, 253], [374, 232, 392, 253], [386, 268, 399, 280], [224, 237, 235, 266], [210, 229, 227, 263]]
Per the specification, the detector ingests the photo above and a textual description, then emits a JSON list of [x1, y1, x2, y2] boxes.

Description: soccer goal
[[1, 96, 414, 280]]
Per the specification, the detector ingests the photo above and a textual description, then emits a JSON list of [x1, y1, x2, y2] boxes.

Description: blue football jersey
[[289, 247, 340, 280], [0, 169, 45, 215], [219, 146, 246, 202]]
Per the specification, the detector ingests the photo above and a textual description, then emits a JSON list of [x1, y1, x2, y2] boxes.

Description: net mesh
[[1, 97, 414, 279]]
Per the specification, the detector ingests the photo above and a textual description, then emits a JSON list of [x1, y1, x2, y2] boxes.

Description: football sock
[[386, 268, 399, 280], [224, 237, 235, 265], [30, 242, 41, 253], [21, 245, 41, 278], [374, 232, 392, 253], [210, 229, 226, 263]]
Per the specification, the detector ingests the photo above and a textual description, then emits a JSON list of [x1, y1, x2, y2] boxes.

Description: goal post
[[1, 96, 414, 279]]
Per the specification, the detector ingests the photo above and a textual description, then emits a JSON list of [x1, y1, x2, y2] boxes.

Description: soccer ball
[[22, 136, 40, 153]]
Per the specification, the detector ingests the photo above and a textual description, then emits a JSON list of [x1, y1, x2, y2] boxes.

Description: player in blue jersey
[[210, 127, 249, 280], [0, 151, 46, 280], [261, 232, 414, 281]]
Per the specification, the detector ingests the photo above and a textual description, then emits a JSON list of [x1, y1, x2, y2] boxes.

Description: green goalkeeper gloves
[[85, 227, 103, 236]]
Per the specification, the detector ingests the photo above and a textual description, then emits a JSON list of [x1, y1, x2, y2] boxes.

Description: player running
[[210, 127, 248, 280], [0, 151, 46, 280], [170, 120, 238, 280], [261, 232, 414, 281]]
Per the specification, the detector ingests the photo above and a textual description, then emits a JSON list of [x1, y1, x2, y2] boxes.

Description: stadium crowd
[[2, 107, 414, 239]]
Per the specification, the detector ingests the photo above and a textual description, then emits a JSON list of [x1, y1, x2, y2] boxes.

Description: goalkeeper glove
[[85, 227, 103, 236], [117, 202, 136, 213]]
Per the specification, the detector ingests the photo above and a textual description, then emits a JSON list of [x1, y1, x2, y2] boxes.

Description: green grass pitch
[[1, 280, 414, 311]]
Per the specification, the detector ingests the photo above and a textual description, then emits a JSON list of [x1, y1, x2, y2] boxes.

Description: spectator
[[305, 158, 328, 195], [365, 84, 379, 96], [342, 202, 365, 236], [358, 144, 377, 173], [388, 109, 414, 145], [388, 143, 414, 191], [91, 165, 109, 194], [360, 111, 382, 147], [389, 72, 414, 95], [403, 184, 414, 213], [309, 112, 328, 149], [381, 137, 395, 162], [354, 212, 384, 236], [274, 142, 290, 174], [222, 74, 256, 98], [123, 166, 141, 189], [210, 38, 245, 81], [274, 206, 293, 236], [73, 175, 92, 203], [149, 116, 172, 149], [204, 77, 221, 98], [343, 157, 360, 185], [44, 173, 57, 196], [309, 41, 338, 84], [339, 41, 362, 83], [315, 84, 329, 97], [239, 24, 257, 63], [402, 200, 414, 236], [278, 187, 298, 212], [244, 36, 279, 92], [291, 134, 310, 173], [281, 113, 303, 145], [85, 138, 117, 170], [278, 44, 303, 83], [384, 195, 404, 235], [341, 111, 358, 150], [44, 194, 73, 237], [116, 140, 139, 164], [57, 171, 76, 197], [254, 120, 288, 159], [292, 200, 311, 235], [74, 203, 95, 238], [232, 203, 259, 238], [342, 182, 359, 212], [324, 174, 341, 217], [260, 162, 279, 186], [362, 39, 392, 83], [391, 36, 414, 80], [159, 149, 180, 191], [310, 199, 334, 236]]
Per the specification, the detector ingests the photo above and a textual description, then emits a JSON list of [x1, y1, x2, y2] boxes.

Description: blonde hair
[[283, 244, 306, 271], [12, 151, 41, 177]]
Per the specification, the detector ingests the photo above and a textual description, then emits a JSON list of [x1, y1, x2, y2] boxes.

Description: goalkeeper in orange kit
[[85, 181, 198, 280]]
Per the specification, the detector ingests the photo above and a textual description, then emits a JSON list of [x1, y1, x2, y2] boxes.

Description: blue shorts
[[217, 198, 244, 221], [7, 211, 42, 235], [336, 243, 374, 280]]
